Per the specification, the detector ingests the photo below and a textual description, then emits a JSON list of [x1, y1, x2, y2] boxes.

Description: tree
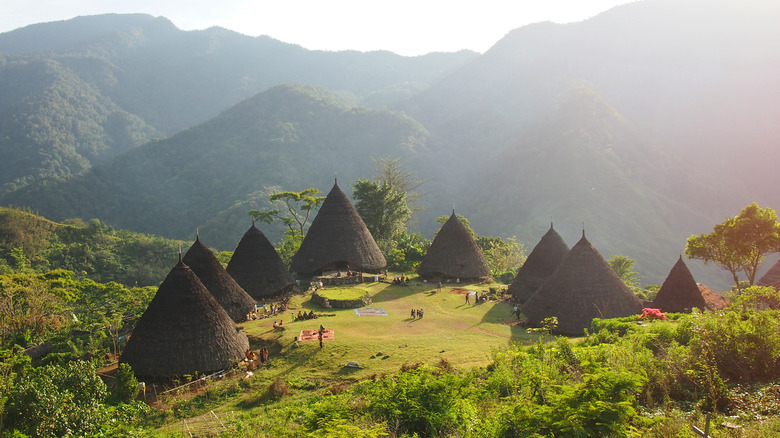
[[373, 157, 425, 214], [353, 178, 412, 250], [249, 188, 325, 236], [608, 255, 642, 291], [478, 236, 527, 280], [686, 203, 780, 290]]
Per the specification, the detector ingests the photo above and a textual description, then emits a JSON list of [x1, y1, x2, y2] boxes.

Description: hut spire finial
[[196, 228, 199, 241], [334, 172, 338, 185], [582, 221, 586, 238], [178, 244, 183, 263]]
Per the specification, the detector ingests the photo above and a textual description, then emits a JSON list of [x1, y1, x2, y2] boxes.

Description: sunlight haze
[[3, 0, 637, 55]]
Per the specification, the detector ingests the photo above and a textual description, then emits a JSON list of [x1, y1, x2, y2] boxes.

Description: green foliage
[[114, 363, 140, 403], [385, 232, 429, 272], [478, 235, 526, 280], [0, 270, 154, 352], [0, 208, 181, 287], [278, 229, 304, 268], [5, 360, 109, 437], [686, 203, 780, 290], [264, 188, 325, 235], [352, 178, 412, 252], [359, 364, 478, 437], [609, 254, 642, 290]]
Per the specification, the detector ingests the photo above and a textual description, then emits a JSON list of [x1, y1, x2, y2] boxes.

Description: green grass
[[150, 277, 536, 435], [241, 278, 533, 381], [315, 286, 369, 301]]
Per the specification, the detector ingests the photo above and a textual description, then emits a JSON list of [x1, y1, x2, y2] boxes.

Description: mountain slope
[[0, 85, 433, 248], [0, 14, 476, 191]]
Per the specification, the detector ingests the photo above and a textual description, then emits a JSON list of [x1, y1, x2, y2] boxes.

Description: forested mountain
[[1, 84, 432, 247], [2, 1, 779, 288], [0, 13, 476, 192]]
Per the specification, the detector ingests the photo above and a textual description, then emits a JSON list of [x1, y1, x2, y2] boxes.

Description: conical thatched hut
[[291, 180, 386, 276], [756, 258, 780, 289], [120, 259, 249, 379], [651, 256, 707, 313], [183, 235, 256, 322], [417, 210, 491, 281], [226, 224, 294, 299], [507, 223, 569, 303], [521, 231, 643, 335]]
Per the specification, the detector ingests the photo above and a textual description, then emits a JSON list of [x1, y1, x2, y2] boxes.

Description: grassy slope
[[241, 278, 532, 381]]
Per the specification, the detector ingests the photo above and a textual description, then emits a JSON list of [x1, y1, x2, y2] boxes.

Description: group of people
[[393, 274, 410, 285], [245, 347, 270, 370], [410, 308, 424, 319], [466, 291, 491, 305], [296, 310, 317, 321], [272, 320, 284, 329]]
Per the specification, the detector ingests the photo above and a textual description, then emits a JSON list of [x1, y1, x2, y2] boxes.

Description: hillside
[[0, 206, 181, 286], [0, 85, 434, 247], [3, 1, 780, 288], [0, 13, 476, 191]]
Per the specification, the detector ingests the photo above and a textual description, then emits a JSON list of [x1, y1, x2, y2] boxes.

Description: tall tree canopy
[[686, 202, 780, 289], [249, 188, 325, 236], [353, 179, 412, 250]]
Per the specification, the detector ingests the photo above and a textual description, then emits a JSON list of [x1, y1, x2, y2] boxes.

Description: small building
[[291, 180, 386, 276], [651, 256, 707, 313], [507, 223, 569, 303], [119, 257, 249, 379], [226, 223, 294, 299], [417, 210, 490, 282], [521, 231, 643, 335], [183, 235, 256, 322]]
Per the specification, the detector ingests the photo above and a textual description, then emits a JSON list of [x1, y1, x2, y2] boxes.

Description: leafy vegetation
[[686, 203, 780, 290], [0, 207, 181, 286]]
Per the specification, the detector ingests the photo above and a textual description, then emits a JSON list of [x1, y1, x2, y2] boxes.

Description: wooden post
[[691, 413, 712, 438]]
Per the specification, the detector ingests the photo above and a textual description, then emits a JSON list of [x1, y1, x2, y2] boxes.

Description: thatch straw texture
[[651, 256, 707, 313], [698, 283, 731, 310], [507, 224, 569, 303], [291, 181, 386, 276], [183, 236, 256, 322], [119, 260, 249, 378], [521, 232, 643, 335], [757, 258, 780, 289], [226, 224, 294, 299], [417, 211, 491, 280]]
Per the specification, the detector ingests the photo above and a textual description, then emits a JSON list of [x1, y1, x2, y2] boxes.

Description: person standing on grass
[[465, 292, 470, 304], [411, 308, 416, 319], [318, 330, 324, 348]]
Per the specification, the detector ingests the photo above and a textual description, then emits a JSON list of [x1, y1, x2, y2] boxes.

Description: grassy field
[[240, 277, 534, 382]]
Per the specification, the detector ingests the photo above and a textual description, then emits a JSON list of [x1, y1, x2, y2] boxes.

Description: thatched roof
[[756, 258, 780, 289], [291, 181, 386, 276], [417, 211, 491, 280], [651, 256, 707, 313], [183, 236, 256, 322], [226, 224, 294, 299], [698, 283, 731, 310], [119, 259, 249, 378], [507, 223, 569, 303], [520, 232, 643, 335]]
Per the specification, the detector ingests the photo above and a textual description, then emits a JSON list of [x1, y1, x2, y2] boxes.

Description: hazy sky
[[2, 0, 637, 56]]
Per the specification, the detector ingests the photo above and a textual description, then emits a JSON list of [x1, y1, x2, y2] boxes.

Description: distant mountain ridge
[[3, 1, 780, 289], [0, 13, 476, 191]]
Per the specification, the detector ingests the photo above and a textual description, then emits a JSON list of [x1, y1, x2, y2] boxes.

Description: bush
[[114, 363, 140, 403], [5, 360, 109, 437]]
